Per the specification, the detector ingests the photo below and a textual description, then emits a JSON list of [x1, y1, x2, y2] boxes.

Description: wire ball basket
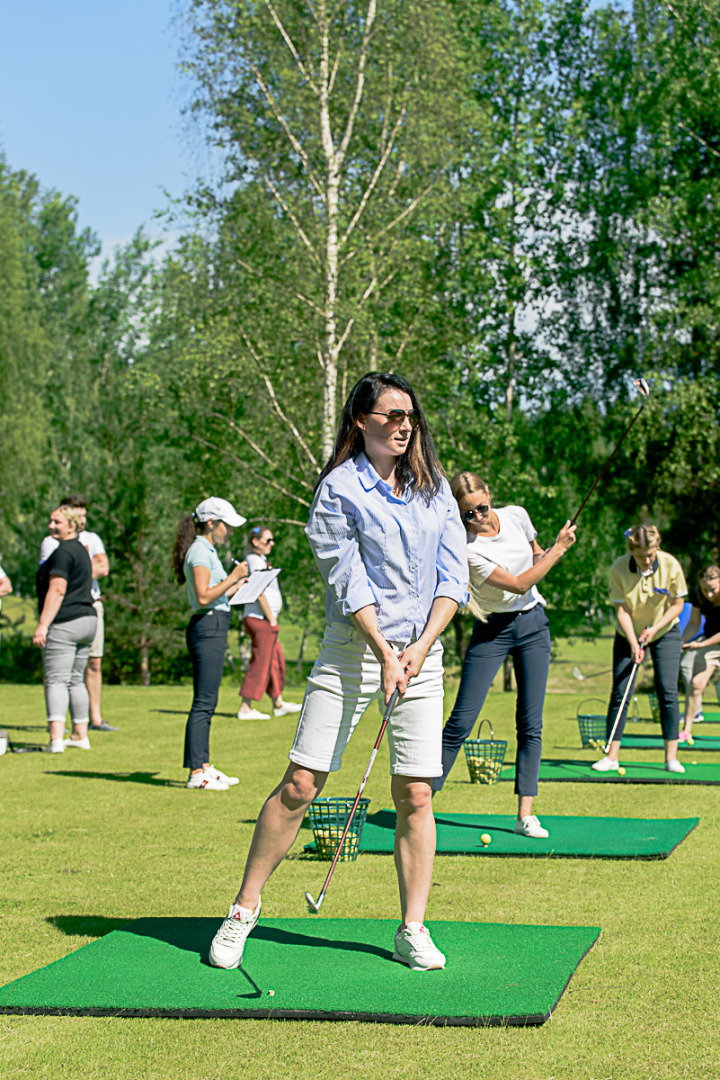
[[463, 719, 507, 785], [306, 797, 370, 862], [576, 698, 608, 750]]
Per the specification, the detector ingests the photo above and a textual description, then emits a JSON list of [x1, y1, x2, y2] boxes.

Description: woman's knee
[[279, 765, 326, 811], [392, 777, 433, 817]]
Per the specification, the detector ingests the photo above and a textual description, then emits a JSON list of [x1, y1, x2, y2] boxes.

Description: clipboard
[[229, 568, 281, 606]]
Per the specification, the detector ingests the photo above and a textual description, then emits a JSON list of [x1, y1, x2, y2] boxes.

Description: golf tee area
[[1, 632, 718, 1079]]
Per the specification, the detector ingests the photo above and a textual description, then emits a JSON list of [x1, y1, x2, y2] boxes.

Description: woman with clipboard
[[172, 498, 248, 790], [237, 525, 301, 719]]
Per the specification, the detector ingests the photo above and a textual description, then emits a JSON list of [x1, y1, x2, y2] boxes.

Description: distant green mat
[[0, 918, 600, 1027], [500, 760, 720, 785], [305, 811, 697, 859], [621, 734, 720, 751]]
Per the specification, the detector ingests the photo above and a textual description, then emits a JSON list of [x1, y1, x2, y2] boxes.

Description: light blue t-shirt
[[184, 537, 230, 613]]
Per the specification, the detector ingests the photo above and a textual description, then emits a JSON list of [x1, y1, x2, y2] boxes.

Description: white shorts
[[89, 600, 104, 659], [289, 622, 445, 777]]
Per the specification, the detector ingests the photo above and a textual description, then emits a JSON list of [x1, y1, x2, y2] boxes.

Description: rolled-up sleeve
[[306, 482, 377, 617], [433, 482, 470, 606]]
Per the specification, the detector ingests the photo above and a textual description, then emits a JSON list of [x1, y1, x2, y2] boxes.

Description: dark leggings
[[183, 610, 231, 770], [433, 604, 551, 796], [607, 626, 681, 744]]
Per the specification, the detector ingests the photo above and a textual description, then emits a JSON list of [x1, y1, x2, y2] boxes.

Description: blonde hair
[[55, 505, 84, 535], [450, 471, 490, 622], [626, 524, 661, 552]]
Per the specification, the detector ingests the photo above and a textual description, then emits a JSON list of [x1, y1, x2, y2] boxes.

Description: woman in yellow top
[[593, 524, 687, 773]]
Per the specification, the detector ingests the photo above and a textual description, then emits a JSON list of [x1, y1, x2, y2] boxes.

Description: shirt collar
[[355, 451, 392, 493], [629, 554, 659, 576], [196, 535, 216, 553]]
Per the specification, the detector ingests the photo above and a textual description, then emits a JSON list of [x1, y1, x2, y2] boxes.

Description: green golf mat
[[500, 759, 720, 785], [0, 917, 600, 1027], [621, 734, 720, 751], [305, 811, 697, 859]]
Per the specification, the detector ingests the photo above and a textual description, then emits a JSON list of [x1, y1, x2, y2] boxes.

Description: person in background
[[40, 495, 114, 732], [432, 472, 576, 839], [209, 371, 469, 973], [680, 565, 720, 741], [34, 505, 97, 753], [173, 498, 249, 791], [237, 525, 301, 720], [593, 524, 687, 773], [0, 563, 13, 647]]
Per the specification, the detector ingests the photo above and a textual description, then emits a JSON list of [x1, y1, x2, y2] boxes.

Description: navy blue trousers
[[606, 626, 681, 743], [183, 610, 231, 770], [433, 604, 551, 796]]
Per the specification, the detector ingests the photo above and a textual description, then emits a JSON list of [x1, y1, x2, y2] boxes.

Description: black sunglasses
[[462, 505, 490, 523], [368, 409, 419, 428]]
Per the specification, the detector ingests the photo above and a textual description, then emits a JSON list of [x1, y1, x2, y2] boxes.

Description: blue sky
[[0, 0, 209, 258]]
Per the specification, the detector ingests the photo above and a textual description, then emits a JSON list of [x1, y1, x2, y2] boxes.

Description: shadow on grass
[[150, 709, 240, 719], [45, 770, 186, 788], [2, 723, 47, 732], [47, 915, 133, 938]]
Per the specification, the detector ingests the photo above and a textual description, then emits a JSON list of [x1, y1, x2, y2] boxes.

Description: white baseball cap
[[194, 498, 246, 527]]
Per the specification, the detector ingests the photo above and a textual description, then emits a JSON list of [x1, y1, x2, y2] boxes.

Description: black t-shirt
[[694, 586, 720, 639], [36, 539, 95, 624]]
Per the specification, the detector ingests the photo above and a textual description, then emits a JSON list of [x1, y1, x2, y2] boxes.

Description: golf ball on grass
[[480, 833, 492, 846], [267, 989, 276, 997]]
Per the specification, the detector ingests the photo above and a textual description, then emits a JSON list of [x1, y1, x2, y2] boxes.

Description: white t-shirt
[[466, 505, 545, 615], [243, 552, 283, 620], [40, 531, 106, 601]]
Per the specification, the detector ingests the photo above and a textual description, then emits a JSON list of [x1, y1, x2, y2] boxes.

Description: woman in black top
[[34, 505, 97, 754], [681, 565, 720, 741]]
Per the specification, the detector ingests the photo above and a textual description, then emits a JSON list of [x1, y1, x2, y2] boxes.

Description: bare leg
[[85, 658, 103, 725], [518, 795, 535, 819], [664, 738, 679, 763], [236, 764, 327, 909], [392, 776, 436, 928], [606, 740, 621, 762], [49, 720, 65, 743], [684, 664, 716, 736]]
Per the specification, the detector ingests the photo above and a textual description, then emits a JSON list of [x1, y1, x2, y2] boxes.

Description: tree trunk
[[140, 640, 151, 687]]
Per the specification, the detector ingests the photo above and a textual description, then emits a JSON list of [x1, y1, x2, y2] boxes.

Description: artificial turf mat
[[304, 810, 697, 859], [621, 734, 720, 751], [500, 759, 720, 785], [0, 917, 600, 1026]]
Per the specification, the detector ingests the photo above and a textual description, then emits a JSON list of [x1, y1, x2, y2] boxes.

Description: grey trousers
[[43, 615, 97, 722]]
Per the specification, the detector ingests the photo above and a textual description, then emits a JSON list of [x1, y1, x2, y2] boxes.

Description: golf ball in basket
[[480, 833, 492, 845], [617, 767, 626, 776]]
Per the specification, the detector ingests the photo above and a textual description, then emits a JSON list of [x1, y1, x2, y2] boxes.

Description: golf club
[[572, 665, 614, 682], [305, 689, 400, 914], [604, 658, 642, 753], [571, 378, 650, 525]]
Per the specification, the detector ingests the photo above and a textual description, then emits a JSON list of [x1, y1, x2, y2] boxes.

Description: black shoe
[[89, 721, 118, 732]]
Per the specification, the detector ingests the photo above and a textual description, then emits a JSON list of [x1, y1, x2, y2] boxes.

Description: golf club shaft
[[308, 689, 400, 911], [571, 403, 645, 525], [604, 660, 641, 752]]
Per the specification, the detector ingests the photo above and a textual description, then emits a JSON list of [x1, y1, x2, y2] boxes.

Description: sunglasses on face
[[368, 409, 419, 428], [462, 505, 490, 523]]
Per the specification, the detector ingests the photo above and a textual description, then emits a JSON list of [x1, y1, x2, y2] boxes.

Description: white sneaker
[[206, 764, 239, 787], [64, 737, 91, 750], [666, 758, 685, 774], [209, 899, 261, 969], [514, 815, 549, 839], [591, 756, 619, 772], [186, 771, 228, 790], [392, 923, 446, 971], [273, 702, 302, 717], [237, 708, 270, 720], [43, 740, 65, 754]]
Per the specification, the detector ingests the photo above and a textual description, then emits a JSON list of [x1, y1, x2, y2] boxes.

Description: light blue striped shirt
[[305, 452, 469, 642], [184, 536, 230, 613]]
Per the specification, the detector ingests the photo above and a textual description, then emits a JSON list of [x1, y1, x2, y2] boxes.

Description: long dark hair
[[315, 372, 443, 500], [172, 514, 204, 584]]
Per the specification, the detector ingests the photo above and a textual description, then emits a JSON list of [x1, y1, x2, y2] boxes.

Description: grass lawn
[[1, 632, 718, 1079]]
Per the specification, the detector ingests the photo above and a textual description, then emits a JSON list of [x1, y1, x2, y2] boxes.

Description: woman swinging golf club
[[593, 525, 687, 773], [209, 372, 469, 972], [432, 474, 577, 838]]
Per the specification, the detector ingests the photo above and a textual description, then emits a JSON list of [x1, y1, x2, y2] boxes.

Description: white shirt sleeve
[[39, 536, 59, 564]]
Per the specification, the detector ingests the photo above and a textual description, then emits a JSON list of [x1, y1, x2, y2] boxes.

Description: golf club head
[[305, 891, 322, 914], [572, 667, 584, 681], [633, 377, 650, 398]]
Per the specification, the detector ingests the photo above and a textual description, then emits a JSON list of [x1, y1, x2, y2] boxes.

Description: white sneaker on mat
[[591, 756, 619, 772], [206, 765, 239, 787], [209, 899, 261, 969], [393, 923, 446, 971], [237, 708, 270, 720], [273, 702, 302, 717], [666, 759, 685, 774], [43, 740, 65, 754], [64, 737, 91, 750], [514, 815, 549, 839], [187, 771, 228, 790]]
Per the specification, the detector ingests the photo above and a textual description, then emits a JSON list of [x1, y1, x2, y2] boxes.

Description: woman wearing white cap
[[172, 498, 248, 790]]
